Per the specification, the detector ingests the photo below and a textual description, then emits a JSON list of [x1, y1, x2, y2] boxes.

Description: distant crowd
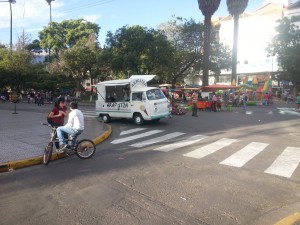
[[0, 91, 78, 105]]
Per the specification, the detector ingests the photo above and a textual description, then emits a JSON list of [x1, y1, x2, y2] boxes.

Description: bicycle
[[42, 123, 96, 165]]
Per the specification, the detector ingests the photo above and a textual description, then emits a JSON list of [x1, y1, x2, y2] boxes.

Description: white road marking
[[130, 132, 185, 148], [83, 110, 98, 118], [264, 147, 300, 178], [278, 108, 300, 116], [183, 138, 237, 159], [220, 142, 269, 167], [153, 135, 208, 152], [120, 128, 147, 136], [111, 130, 164, 144]]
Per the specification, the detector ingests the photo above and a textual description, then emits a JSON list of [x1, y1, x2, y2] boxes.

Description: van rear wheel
[[102, 114, 111, 123], [133, 113, 144, 125]]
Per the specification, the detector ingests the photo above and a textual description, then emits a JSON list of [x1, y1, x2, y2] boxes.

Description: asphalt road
[[1, 101, 300, 225]]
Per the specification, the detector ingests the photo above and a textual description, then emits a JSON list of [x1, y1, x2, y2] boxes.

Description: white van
[[95, 75, 170, 125]]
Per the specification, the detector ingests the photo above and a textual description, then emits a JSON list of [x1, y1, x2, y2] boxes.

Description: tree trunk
[[231, 14, 239, 84], [202, 15, 211, 87]]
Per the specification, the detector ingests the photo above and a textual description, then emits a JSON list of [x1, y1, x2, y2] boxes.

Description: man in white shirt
[[56, 101, 84, 151]]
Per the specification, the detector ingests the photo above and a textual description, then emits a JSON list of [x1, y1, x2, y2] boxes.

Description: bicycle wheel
[[75, 139, 96, 159], [43, 142, 53, 165]]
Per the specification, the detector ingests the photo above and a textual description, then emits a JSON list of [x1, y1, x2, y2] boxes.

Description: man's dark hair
[[70, 101, 78, 109]]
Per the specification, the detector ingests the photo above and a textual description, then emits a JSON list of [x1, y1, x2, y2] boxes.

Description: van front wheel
[[133, 113, 144, 125], [102, 114, 111, 123]]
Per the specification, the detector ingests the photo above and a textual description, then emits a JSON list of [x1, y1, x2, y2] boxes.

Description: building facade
[[212, 0, 299, 86]]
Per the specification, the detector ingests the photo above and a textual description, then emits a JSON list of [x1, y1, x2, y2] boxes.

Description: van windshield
[[146, 89, 166, 100]]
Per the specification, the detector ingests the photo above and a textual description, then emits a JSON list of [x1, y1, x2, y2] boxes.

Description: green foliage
[[0, 48, 33, 92], [198, 0, 221, 16], [39, 19, 100, 58], [104, 25, 173, 77], [26, 39, 42, 52], [267, 16, 300, 91], [158, 17, 230, 87], [226, 0, 249, 16]]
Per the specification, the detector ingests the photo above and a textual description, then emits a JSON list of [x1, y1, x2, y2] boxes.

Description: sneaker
[[56, 144, 67, 153]]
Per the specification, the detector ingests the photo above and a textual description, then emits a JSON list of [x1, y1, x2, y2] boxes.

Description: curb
[[274, 212, 300, 225], [0, 122, 112, 173]]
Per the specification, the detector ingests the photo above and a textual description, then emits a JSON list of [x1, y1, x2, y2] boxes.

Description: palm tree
[[198, 0, 221, 87], [45, 0, 54, 23], [226, 0, 248, 84]]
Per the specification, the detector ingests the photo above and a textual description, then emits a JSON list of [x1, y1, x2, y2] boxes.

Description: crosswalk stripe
[[120, 128, 147, 136], [278, 108, 300, 116], [183, 138, 237, 159], [264, 147, 300, 178], [82, 110, 97, 118], [111, 130, 164, 144], [130, 132, 185, 148], [220, 142, 269, 167], [153, 135, 208, 152], [83, 114, 97, 118]]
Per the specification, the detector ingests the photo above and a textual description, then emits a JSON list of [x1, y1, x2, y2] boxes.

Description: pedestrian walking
[[192, 91, 198, 117], [211, 92, 217, 112]]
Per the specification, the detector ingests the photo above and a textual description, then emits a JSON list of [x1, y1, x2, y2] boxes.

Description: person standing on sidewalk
[[296, 93, 300, 111], [211, 92, 217, 112], [242, 93, 248, 110], [192, 91, 198, 117]]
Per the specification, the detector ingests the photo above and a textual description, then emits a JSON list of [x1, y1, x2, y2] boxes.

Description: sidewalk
[[0, 103, 111, 172]]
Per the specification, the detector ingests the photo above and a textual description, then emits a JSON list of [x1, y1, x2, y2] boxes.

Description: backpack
[[243, 95, 248, 101]]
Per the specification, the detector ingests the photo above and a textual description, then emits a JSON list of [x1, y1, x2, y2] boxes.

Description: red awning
[[202, 85, 239, 92]]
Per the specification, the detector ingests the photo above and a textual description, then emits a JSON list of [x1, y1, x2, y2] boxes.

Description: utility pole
[[0, 0, 16, 53]]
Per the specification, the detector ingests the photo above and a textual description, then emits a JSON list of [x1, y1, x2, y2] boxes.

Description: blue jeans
[[57, 126, 82, 146], [243, 101, 247, 110]]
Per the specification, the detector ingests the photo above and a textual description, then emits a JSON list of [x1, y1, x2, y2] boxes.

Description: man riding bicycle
[[56, 101, 84, 152]]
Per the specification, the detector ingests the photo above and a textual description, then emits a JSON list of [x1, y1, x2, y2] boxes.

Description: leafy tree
[[0, 48, 33, 92], [267, 16, 300, 93], [158, 17, 202, 87], [48, 35, 99, 92], [158, 17, 231, 87], [104, 25, 173, 78], [26, 39, 42, 52], [209, 24, 232, 83], [39, 19, 100, 59]]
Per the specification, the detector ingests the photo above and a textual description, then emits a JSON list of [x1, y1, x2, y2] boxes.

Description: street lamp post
[[0, 0, 16, 52], [46, 0, 54, 62]]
